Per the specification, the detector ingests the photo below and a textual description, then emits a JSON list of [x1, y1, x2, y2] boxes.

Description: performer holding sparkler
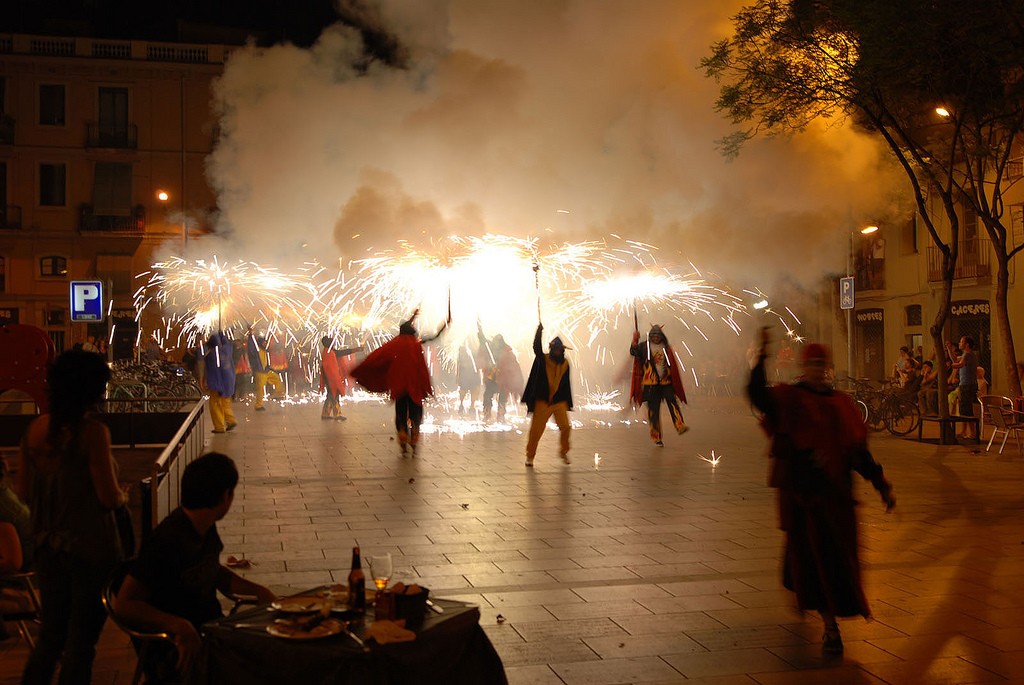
[[351, 309, 447, 455], [319, 337, 362, 421], [522, 322, 573, 466], [630, 324, 689, 445], [477, 322, 523, 423], [245, 327, 284, 411], [747, 327, 895, 656]]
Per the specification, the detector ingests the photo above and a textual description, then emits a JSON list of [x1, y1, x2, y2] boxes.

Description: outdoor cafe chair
[[983, 400, 1024, 454], [0, 570, 42, 648]]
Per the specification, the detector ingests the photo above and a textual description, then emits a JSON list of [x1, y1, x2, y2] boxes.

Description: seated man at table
[[114, 452, 276, 683]]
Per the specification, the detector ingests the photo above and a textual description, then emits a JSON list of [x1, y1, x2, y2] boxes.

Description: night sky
[[0, 0, 341, 47]]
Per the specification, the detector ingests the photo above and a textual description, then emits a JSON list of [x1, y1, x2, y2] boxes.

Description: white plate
[[266, 618, 344, 640], [271, 596, 326, 613]]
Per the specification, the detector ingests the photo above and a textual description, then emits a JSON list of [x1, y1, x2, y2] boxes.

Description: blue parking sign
[[839, 276, 855, 310], [70, 281, 104, 322]]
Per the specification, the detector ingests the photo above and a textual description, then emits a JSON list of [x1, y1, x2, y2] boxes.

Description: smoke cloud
[[203, 0, 909, 289]]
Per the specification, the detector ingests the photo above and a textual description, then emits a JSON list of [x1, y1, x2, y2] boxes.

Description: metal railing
[[142, 398, 207, 538], [85, 122, 138, 149], [80, 204, 145, 233], [927, 238, 992, 282]]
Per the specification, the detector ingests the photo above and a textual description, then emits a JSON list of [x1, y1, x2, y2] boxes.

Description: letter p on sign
[[70, 281, 104, 322]]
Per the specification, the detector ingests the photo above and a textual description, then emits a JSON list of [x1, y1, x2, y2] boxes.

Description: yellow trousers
[[254, 371, 283, 408], [209, 391, 236, 431], [526, 400, 571, 460]]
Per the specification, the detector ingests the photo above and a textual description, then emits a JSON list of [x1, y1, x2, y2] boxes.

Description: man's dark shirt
[[129, 507, 224, 629]]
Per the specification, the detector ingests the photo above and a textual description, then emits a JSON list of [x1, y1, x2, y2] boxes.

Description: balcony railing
[[80, 204, 146, 233], [0, 114, 13, 144], [927, 238, 992, 282], [0, 205, 22, 230], [85, 123, 138, 149], [853, 255, 885, 291]]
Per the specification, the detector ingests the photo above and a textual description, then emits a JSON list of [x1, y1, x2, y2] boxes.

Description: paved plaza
[[3, 392, 1024, 684]]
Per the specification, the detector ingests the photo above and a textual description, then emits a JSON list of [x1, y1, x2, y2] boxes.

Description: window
[[906, 305, 922, 327], [99, 87, 128, 129], [39, 84, 65, 126], [93, 162, 132, 215], [46, 307, 65, 326], [40, 255, 67, 278], [1011, 203, 1024, 249], [39, 163, 66, 206]]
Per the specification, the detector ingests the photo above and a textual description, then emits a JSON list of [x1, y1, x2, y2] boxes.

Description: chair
[[101, 561, 260, 685], [101, 562, 174, 685], [984, 402, 1024, 454], [0, 571, 42, 648]]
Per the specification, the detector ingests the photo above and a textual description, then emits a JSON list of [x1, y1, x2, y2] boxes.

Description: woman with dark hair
[[16, 349, 127, 684]]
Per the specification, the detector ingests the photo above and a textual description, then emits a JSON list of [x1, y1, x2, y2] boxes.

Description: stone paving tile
[[511, 617, 628, 642], [612, 612, 728, 635], [860, 656, 1007, 684], [503, 664, 566, 685], [584, 632, 707, 659], [550, 655, 685, 684], [662, 646, 792, 678]]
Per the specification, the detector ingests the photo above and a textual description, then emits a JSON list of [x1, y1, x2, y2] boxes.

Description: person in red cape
[[629, 324, 689, 445], [319, 337, 362, 421], [350, 310, 446, 455], [747, 329, 895, 656]]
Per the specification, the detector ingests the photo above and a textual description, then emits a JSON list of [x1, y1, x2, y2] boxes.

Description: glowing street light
[[156, 189, 186, 251], [935, 106, 951, 118]]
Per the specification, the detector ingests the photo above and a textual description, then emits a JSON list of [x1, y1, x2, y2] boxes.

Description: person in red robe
[[320, 337, 362, 420], [629, 324, 689, 445], [747, 329, 895, 656], [351, 311, 446, 455]]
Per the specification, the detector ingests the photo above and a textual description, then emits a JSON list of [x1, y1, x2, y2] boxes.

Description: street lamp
[[847, 225, 879, 378], [156, 189, 186, 251]]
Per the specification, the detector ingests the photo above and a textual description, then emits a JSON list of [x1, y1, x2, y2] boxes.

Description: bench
[[917, 415, 980, 442]]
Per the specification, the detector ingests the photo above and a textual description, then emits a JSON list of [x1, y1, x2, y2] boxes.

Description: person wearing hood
[[747, 329, 895, 656], [350, 310, 446, 455], [202, 331, 236, 434], [477, 323, 523, 422], [521, 322, 572, 466], [245, 327, 283, 411], [630, 324, 689, 446]]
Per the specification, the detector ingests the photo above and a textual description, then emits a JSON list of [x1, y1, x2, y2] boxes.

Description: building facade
[[835, 175, 1024, 394], [0, 33, 229, 357]]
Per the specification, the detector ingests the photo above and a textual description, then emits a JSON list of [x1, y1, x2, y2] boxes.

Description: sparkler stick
[[533, 261, 541, 322]]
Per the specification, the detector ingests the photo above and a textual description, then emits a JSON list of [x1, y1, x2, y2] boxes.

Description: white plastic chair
[[984, 402, 1024, 454]]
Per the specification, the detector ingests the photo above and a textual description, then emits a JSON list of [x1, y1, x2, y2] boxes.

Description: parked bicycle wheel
[[885, 396, 921, 436]]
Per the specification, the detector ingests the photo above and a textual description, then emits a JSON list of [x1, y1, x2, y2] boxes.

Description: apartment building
[[0, 33, 230, 357], [835, 182, 1024, 392]]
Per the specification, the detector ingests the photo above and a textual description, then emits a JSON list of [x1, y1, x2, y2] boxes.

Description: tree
[[702, 0, 1024, 435]]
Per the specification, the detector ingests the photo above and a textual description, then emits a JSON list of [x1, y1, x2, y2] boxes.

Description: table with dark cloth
[[189, 589, 507, 685]]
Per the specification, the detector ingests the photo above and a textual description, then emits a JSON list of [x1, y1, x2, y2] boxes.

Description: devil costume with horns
[[629, 324, 689, 445]]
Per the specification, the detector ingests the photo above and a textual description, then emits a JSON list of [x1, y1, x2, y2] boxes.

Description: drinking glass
[[368, 553, 393, 592]]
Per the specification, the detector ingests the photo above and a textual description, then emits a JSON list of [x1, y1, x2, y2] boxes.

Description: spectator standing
[[947, 336, 979, 439], [16, 349, 128, 684]]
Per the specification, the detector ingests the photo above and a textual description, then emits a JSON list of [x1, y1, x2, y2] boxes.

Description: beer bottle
[[348, 546, 366, 613]]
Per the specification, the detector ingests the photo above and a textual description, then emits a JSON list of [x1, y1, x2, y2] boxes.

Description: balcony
[[927, 238, 992, 282], [0, 205, 22, 230], [0, 114, 13, 144], [85, 123, 138, 149], [80, 204, 146, 233], [853, 255, 885, 291]]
